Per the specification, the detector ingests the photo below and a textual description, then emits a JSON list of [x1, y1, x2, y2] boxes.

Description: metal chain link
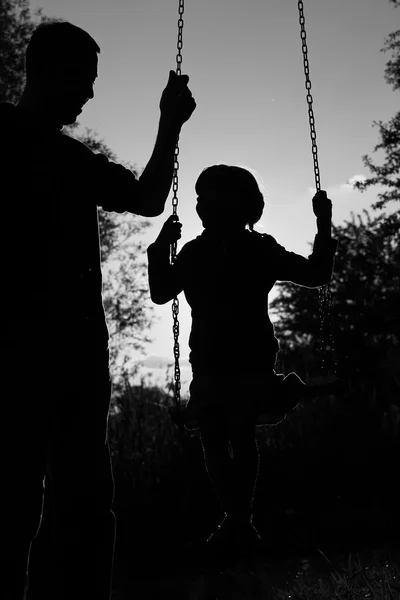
[[298, 1, 338, 378], [298, 0, 321, 194], [171, 0, 185, 412], [175, 0, 184, 78]]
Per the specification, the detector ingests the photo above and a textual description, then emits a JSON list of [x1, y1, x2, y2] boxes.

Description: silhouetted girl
[[147, 164, 337, 555]]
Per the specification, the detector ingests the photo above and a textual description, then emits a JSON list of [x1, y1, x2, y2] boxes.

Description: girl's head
[[195, 164, 265, 231]]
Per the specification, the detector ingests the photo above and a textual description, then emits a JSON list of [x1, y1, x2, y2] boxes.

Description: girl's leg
[[227, 415, 260, 523], [199, 410, 233, 517]]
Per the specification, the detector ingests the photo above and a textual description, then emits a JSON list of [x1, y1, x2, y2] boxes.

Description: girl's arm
[[274, 234, 338, 288], [147, 215, 185, 304], [274, 190, 338, 287]]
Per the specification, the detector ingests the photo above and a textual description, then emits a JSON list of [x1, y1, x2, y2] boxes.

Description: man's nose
[[85, 84, 95, 101]]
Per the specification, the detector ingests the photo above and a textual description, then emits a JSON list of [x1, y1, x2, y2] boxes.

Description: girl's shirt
[[147, 228, 337, 376]]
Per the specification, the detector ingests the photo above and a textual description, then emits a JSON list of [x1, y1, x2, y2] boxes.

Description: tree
[[0, 0, 42, 104], [354, 0, 400, 226], [69, 128, 154, 379], [1, 0, 155, 381], [384, 0, 400, 91], [270, 212, 400, 408]]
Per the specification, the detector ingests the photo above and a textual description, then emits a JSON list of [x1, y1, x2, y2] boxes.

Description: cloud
[[307, 174, 368, 198], [341, 174, 367, 189], [347, 174, 367, 185], [301, 173, 386, 226], [136, 355, 191, 369]]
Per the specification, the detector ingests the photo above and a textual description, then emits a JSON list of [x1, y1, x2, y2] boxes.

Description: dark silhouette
[[0, 20, 195, 600], [147, 164, 337, 558]]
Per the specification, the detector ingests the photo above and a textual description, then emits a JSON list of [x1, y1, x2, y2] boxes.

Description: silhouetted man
[[0, 20, 195, 600]]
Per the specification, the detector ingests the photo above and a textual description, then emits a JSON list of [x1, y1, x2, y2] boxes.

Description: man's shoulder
[[60, 132, 96, 158], [60, 134, 115, 178]]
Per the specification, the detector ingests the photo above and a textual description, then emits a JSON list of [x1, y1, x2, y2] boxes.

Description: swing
[[168, 0, 340, 437]]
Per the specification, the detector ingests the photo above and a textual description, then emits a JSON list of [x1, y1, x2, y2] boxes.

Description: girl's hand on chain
[[155, 214, 182, 247], [312, 190, 332, 220]]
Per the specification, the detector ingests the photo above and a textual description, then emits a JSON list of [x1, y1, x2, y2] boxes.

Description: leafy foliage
[[0, 0, 42, 103], [65, 126, 154, 378], [353, 0, 400, 221], [383, 27, 400, 91], [354, 114, 400, 218]]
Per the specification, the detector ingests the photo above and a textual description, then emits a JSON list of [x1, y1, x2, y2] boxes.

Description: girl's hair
[[26, 21, 100, 80], [195, 164, 265, 230]]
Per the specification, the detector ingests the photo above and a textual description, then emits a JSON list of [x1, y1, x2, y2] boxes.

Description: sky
[[29, 0, 400, 389]]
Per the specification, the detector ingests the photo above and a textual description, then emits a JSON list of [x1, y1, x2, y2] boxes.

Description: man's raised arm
[[135, 70, 196, 217]]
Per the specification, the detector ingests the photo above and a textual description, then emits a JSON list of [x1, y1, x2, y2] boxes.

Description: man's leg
[[47, 326, 116, 600], [3, 470, 47, 600], [26, 469, 57, 600], [1, 322, 50, 600]]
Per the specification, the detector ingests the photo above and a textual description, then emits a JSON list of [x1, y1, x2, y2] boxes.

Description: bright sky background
[[30, 0, 399, 384]]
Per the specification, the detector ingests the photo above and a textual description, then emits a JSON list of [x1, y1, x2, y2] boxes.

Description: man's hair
[[25, 20, 100, 80], [195, 164, 265, 229]]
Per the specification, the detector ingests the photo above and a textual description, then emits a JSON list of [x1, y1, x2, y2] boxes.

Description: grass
[[269, 548, 400, 600], [112, 545, 400, 599]]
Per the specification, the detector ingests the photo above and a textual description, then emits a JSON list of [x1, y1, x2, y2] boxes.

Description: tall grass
[[196, 549, 400, 600], [108, 375, 184, 496]]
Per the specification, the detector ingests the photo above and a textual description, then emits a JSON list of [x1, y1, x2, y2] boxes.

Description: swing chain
[[171, 0, 184, 221], [318, 286, 328, 376], [298, 1, 338, 378], [176, 0, 184, 77], [171, 0, 185, 410], [298, 0, 321, 194], [318, 285, 339, 377]]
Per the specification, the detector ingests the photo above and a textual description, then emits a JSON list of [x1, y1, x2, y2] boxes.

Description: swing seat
[[256, 371, 342, 427], [169, 372, 343, 432]]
